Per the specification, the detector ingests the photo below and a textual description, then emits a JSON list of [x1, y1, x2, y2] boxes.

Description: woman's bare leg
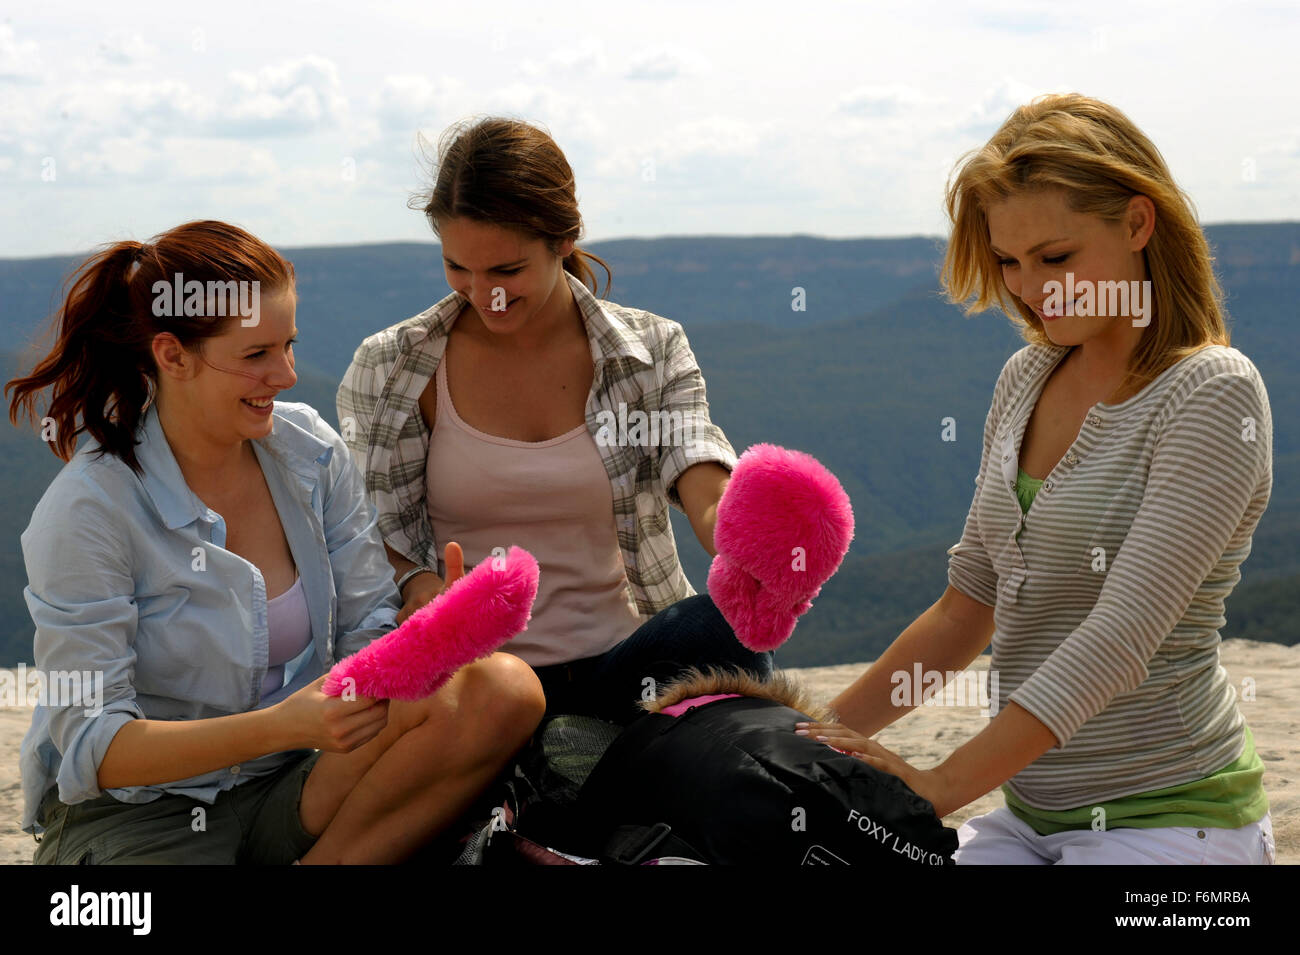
[[296, 652, 544, 864]]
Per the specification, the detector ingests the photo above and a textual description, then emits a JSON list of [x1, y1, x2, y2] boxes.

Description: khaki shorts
[[33, 750, 322, 865]]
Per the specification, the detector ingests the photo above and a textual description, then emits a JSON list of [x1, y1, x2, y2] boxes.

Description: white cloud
[[951, 76, 1054, 135], [837, 85, 944, 118], [969, 1, 1073, 34], [156, 137, 281, 183], [67, 132, 158, 178], [518, 36, 608, 79], [460, 83, 604, 147], [221, 56, 347, 134], [593, 115, 758, 179], [0, 0, 1295, 255], [0, 24, 42, 81], [374, 74, 464, 133], [96, 30, 158, 67], [1258, 127, 1300, 158], [44, 131, 280, 185], [660, 116, 762, 159], [623, 46, 710, 81], [589, 115, 771, 207], [60, 78, 208, 130]]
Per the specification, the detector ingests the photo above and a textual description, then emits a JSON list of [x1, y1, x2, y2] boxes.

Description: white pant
[[954, 807, 1275, 865]]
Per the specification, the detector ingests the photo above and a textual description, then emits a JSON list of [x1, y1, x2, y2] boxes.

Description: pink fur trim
[[708, 444, 854, 651], [659, 693, 742, 717], [322, 546, 539, 700]]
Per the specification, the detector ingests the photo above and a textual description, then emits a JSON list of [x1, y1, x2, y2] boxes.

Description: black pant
[[532, 595, 774, 724]]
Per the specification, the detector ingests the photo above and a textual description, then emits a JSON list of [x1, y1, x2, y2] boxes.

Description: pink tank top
[[424, 353, 643, 666], [261, 574, 311, 697]]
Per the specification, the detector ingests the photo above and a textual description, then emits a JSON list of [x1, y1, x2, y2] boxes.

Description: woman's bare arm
[[385, 541, 465, 624], [829, 585, 996, 738], [96, 677, 388, 790], [810, 587, 1062, 817], [816, 697, 1057, 818], [676, 462, 731, 557]]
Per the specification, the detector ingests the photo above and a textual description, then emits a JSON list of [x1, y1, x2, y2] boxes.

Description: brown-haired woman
[[7, 220, 544, 864], [338, 117, 771, 722], [799, 94, 1275, 864]]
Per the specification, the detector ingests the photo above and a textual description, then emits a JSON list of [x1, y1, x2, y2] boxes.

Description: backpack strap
[[602, 823, 704, 865]]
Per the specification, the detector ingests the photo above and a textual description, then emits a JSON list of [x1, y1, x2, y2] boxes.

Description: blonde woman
[[801, 94, 1275, 864]]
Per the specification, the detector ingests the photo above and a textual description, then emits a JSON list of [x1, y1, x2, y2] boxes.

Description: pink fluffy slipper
[[322, 546, 540, 701], [707, 444, 854, 652]]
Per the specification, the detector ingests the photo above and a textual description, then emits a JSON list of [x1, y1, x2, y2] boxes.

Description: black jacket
[[576, 696, 960, 865]]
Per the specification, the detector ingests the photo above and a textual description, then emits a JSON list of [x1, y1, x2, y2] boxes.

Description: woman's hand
[[796, 721, 956, 817], [273, 674, 390, 753], [395, 542, 466, 625]]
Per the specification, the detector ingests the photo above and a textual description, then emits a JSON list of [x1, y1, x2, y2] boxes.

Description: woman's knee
[[381, 654, 544, 758], [953, 809, 1051, 865], [456, 652, 546, 746]]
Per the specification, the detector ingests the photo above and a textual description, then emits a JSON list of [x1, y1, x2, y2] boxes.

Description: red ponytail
[[5, 221, 295, 475]]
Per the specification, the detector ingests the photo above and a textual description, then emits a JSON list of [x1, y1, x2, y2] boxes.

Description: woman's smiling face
[[155, 285, 299, 444], [437, 217, 574, 336], [986, 187, 1154, 348]]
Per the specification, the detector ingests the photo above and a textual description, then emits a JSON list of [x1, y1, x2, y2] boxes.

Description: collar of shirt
[[394, 271, 654, 381], [133, 400, 344, 669], [134, 399, 335, 530]]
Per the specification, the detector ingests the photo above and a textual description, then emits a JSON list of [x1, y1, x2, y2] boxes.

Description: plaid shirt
[[336, 271, 739, 619]]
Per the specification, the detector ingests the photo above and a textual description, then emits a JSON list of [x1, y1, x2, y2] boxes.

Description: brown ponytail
[[410, 116, 613, 298], [5, 220, 295, 475]]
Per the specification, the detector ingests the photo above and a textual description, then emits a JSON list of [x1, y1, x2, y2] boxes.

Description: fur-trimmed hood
[[641, 666, 833, 722]]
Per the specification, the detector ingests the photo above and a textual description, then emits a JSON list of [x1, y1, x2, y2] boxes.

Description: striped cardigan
[[947, 343, 1272, 810]]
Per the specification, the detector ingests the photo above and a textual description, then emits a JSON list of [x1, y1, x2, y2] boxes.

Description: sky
[[0, 0, 1297, 258]]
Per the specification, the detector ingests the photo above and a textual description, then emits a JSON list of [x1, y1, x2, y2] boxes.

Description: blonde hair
[[941, 93, 1228, 398]]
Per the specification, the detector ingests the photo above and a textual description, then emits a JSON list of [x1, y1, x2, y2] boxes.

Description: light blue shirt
[[20, 400, 401, 834]]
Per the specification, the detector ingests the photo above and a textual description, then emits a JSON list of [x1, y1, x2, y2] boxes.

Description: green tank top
[[1003, 468, 1267, 834]]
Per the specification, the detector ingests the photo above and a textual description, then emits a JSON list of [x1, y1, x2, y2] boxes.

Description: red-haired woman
[[339, 118, 771, 722], [7, 220, 545, 864]]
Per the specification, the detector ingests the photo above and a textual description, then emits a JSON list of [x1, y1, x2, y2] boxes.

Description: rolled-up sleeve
[[21, 479, 145, 806], [654, 322, 739, 511], [336, 339, 382, 479], [1009, 371, 1272, 747], [314, 411, 401, 661]]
